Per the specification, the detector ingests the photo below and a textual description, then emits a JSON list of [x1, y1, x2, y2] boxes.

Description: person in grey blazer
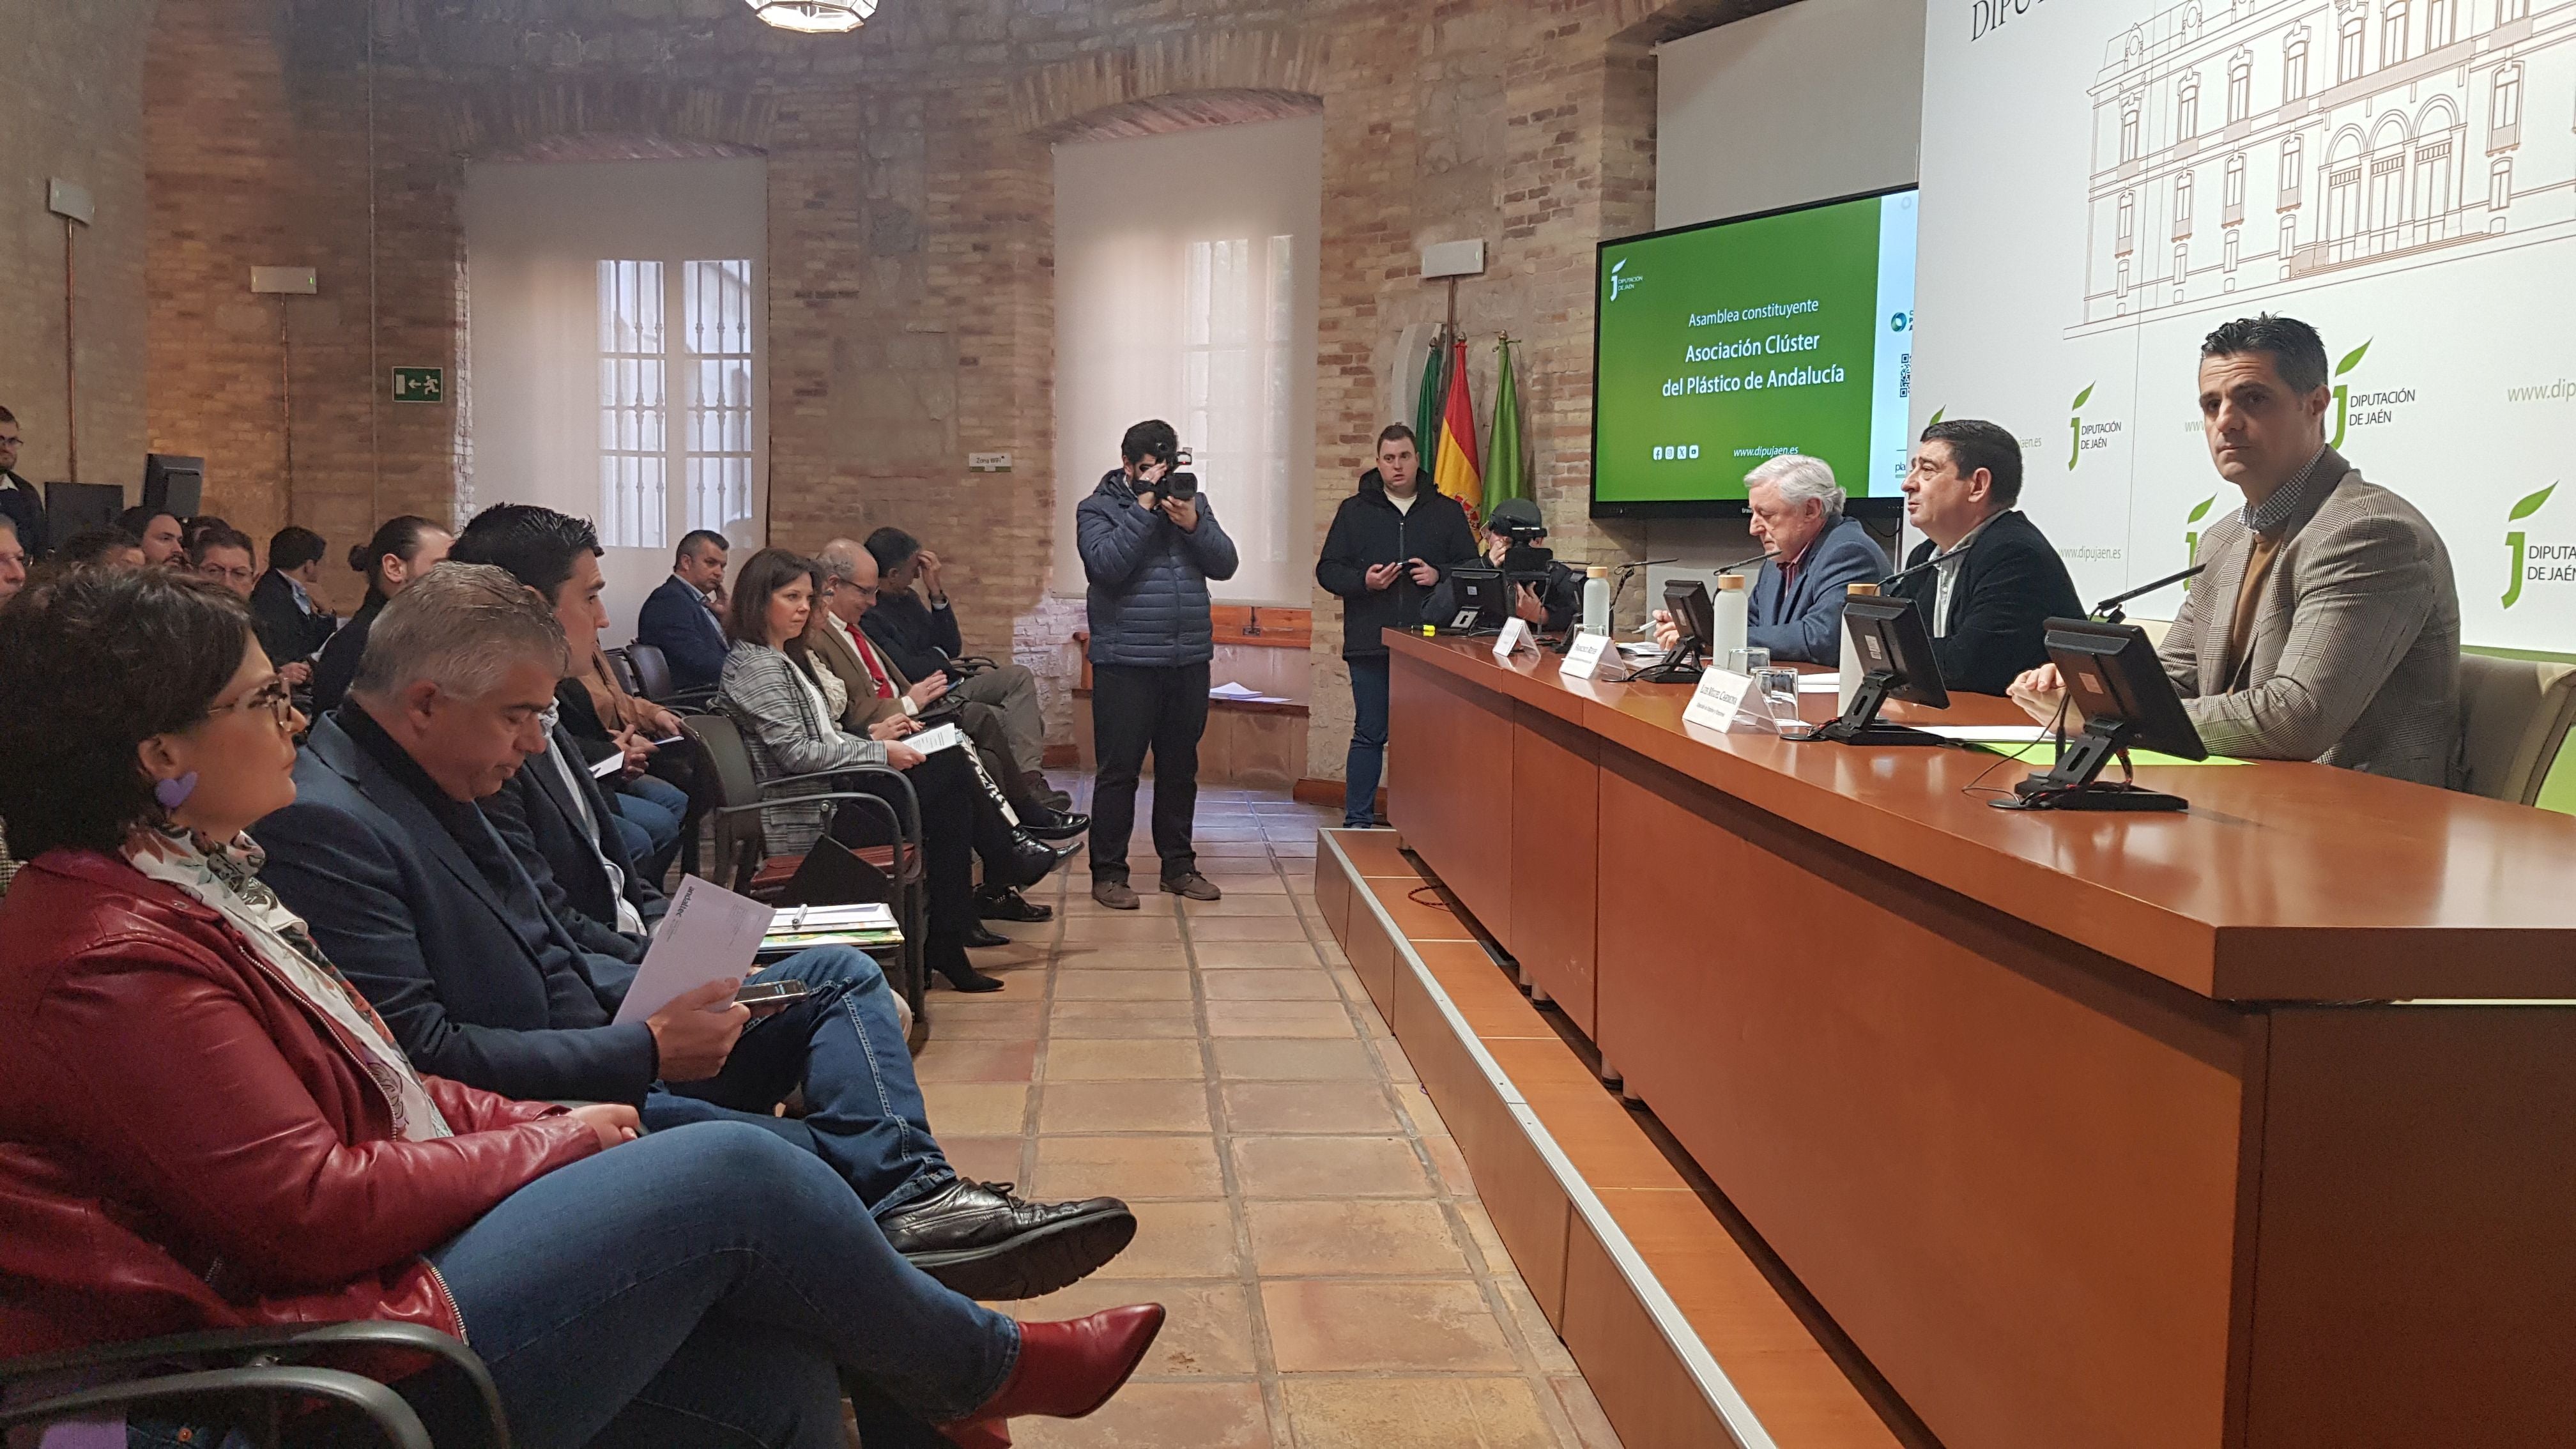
[[1653, 454, 1889, 664], [2012, 315, 2461, 787]]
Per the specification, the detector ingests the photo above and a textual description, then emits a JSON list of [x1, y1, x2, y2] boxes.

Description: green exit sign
[[390, 367, 445, 404]]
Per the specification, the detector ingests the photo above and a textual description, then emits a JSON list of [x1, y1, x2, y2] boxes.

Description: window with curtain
[[1052, 114, 1322, 607]]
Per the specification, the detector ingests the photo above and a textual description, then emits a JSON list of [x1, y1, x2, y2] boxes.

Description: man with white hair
[[1655, 454, 1887, 663]]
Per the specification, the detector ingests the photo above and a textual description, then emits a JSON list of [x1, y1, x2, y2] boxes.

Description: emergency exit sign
[[390, 367, 445, 404]]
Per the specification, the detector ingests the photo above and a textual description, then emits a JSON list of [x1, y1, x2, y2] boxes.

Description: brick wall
[[136, 0, 1788, 756], [0, 0, 155, 507]]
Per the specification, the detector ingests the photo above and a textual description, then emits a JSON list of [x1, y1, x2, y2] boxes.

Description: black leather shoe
[[932, 945, 1006, 993], [978, 885, 1054, 923], [962, 924, 1012, 949], [882, 1181, 1137, 1301], [1022, 807, 1091, 842], [990, 832, 1075, 891]]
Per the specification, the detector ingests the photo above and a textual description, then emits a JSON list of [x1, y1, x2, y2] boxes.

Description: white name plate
[[1559, 631, 1611, 681], [1682, 669, 1777, 735], [1492, 618, 1532, 659]]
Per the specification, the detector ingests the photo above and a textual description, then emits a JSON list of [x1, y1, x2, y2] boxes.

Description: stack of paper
[[1208, 680, 1291, 704], [759, 900, 905, 959]]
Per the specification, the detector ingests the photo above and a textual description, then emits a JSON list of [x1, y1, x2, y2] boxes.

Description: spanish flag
[[1432, 337, 1483, 532]]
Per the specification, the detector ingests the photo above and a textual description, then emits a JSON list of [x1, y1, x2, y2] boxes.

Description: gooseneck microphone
[[1712, 548, 1781, 575], [2092, 564, 2207, 624], [1878, 540, 1975, 590]]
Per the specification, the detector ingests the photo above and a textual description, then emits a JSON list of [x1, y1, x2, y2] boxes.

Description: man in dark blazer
[[635, 529, 732, 692], [482, 712, 665, 964], [256, 562, 1136, 1301], [1889, 419, 2083, 695], [1740, 454, 1887, 664], [248, 526, 337, 685], [0, 407, 46, 560]]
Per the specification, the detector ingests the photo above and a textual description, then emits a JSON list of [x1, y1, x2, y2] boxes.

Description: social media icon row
[[1653, 445, 1703, 461]]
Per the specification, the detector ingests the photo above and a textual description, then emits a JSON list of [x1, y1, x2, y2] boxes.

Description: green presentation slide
[[1592, 190, 1915, 510]]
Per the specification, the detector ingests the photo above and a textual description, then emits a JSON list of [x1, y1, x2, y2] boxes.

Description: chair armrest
[[0, 1365, 431, 1449], [1, 1322, 505, 1449]]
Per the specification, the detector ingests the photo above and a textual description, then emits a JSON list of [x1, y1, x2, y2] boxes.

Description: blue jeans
[[641, 946, 953, 1218], [429, 1121, 1018, 1449], [615, 775, 689, 882], [1344, 655, 1390, 826]]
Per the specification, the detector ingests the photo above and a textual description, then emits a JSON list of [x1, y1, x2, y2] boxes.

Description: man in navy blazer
[[1653, 454, 1887, 664], [635, 529, 732, 691], [1742, 454, 1887, 664], [256, 562, 1136, 1301]]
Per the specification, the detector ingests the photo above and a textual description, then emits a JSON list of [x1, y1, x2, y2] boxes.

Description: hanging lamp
[[746, 0, 875, 34]]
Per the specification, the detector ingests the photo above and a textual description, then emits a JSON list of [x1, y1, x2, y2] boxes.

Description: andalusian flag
[[1483, 337, 1528, 517], [1413, 330, 1449, 468], [1432, 337, 1483, 530]]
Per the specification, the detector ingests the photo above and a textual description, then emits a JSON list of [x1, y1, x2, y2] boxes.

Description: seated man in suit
[[810, 539, 1087, 930], [861, 528, 1070, 812], [248, 526, 339, 689], [256, 564, 1137, 1301], [0, 406, 47, 560], [636, 528, 732, 694], [2009, 314, 2461, 786], [1651, 454, 1889, 663], [1887, 419, 2083, 694]]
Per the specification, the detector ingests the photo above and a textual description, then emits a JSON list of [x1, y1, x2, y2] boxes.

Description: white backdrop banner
[[1914, 0, 2576, 647]]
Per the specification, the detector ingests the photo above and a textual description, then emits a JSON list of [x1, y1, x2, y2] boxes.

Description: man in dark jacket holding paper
[[1315, 425, 1478, 827], [1077, 418, 1241, 909]]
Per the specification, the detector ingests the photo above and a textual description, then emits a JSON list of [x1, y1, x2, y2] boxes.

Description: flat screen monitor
[[43, 482, 125, 539], [2043, 619, 2205, 761], [1814, 594, 1949, 745], [1444, 566, 1506, 631], [1662, 579, 1713, 649], [1591, 185, 1917, 521], [143, 454, 204, 519]]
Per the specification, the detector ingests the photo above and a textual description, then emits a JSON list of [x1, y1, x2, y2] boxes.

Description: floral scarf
[[123, 825, 452, 1142]]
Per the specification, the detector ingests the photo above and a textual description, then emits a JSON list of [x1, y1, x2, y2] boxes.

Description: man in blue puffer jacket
[[1077, 419, 1241, 910]]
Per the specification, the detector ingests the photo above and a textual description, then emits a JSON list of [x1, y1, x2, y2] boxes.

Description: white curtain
[[462, 158, 768, 643], [1052, 116, 1322, 607]]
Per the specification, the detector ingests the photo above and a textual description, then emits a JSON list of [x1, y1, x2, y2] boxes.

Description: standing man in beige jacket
[[2012, 314, 2460, 788]]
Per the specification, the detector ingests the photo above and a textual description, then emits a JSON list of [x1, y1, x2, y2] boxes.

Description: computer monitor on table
[[1632, 579, 1713, 684], [1990, 618, 2207, 812], [1813, 594, 1949, 744]]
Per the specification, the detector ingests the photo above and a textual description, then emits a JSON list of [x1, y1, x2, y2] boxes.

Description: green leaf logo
[[1927, 407, 1947, 427], [2071, 383, 2095, 410], [2187, 495, 2214, 525], [2336, 340, 2371, 378], [2510, 482, 2557, 523]]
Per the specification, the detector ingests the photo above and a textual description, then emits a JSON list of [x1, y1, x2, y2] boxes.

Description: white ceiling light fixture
[[746, 0, 877, 33]]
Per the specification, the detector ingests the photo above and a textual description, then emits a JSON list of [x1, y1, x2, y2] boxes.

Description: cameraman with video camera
[[1076, 420, 1241, 909], [1423, 497, 1582, 637]]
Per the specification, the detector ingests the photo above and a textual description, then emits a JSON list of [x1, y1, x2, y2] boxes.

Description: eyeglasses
[[201, 564, 257, 585], [206, 677, 298, 732]]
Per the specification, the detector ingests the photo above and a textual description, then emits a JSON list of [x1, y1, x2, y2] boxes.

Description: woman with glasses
[[719, 548, 1066, 994], [0, 568, 1162, 1448]]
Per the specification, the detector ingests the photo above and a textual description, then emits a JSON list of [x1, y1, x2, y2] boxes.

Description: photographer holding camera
[[1315, 425, 1477, 829], [1075, 420, 1241, 909], [1423, 497, 1582, 636]]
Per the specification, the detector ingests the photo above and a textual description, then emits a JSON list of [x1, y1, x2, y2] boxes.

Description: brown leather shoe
[[1091, 878, 1138, 910], [1160, 871, 1222, 901]]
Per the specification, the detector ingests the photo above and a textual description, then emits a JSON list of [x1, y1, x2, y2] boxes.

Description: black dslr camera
[[1160, 447, 1199, 502]]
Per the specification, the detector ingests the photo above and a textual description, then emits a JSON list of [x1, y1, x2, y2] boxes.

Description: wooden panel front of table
[[1385, 630, 2576, 1449]]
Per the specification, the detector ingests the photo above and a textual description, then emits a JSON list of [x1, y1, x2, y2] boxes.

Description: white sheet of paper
[[613, 876, 778, 1025], [1209, 681, 1267, 701], [1615, 640, 1666, 659], [1796, 673, 1844, 693], [1911, 724, 2058, 744], [588, 753, 625, 779], [1492, 618, 1531, 658], [1560, 631, 1612, 682], [907, 723, 967, 755]]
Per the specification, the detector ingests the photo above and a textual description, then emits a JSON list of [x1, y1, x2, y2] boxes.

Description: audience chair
[[2457, 654, 2576, 806], [602, 647, 644, 698], [624, 643, 717, 710], [1, 1322, 507, 1449], [681, 710, 930, 1015]]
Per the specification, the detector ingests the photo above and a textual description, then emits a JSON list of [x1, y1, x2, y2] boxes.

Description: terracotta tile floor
[[912, 783, 1621, 1448]]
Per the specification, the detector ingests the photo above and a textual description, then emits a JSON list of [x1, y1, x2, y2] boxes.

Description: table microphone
[[1712, 549, 1780, 575], [2092, 564, 2206, 624], [1878, 540, 1975, 590]]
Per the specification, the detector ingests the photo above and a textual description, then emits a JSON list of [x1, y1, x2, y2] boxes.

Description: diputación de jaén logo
[[2184, 495, 2214, 575], [2330, 340, 2371, 452], [2503, 481, 2559, 610], [1608, 259, 1641, 302], [2067, 383, 2094, 470]]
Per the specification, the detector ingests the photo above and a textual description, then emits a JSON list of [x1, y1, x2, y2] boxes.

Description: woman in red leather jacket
[[0, 568, 1157, 1449]]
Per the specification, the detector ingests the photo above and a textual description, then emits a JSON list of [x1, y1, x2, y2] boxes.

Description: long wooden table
[[1385, 629, 2576, 1449]]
